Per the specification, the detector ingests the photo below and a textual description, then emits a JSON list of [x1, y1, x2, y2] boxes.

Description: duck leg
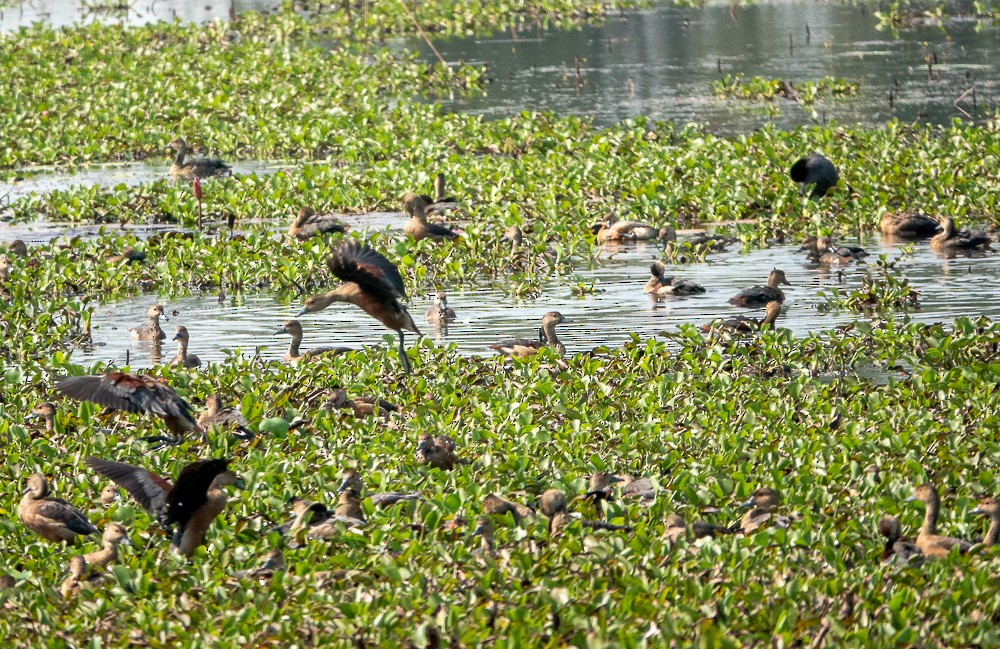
[[397, 331, 412, 374]]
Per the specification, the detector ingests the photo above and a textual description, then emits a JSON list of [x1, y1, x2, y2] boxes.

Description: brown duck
[[170, 326, 202, 368], [973, 496, 1000, 547], [490, 311, 571, 357], [416, 433, 462, 470], [930, 217, 991, 253], [644, 261, 706, 296], [274, 319, 351, 363], [25, 402, 58, 434], [324, 389, 398, 418], [85, 457, 244, 557], [338, 468, 421, 508], [129, 304, 167, 341], [880, 211, 940, 239], [594, 215, 674, 243], [738, 487, 791, 534], [402, 193, 460, 241], [702, 301, 782, 334], [877, 515, 923, 565], [909, 483, 972, 557], [425, 291, 457, 325], [168, 138, 230, 180], [18, 473, 99, 543], [83, 523, 130, 571], [482, 493, 535, 523], [288, 207, 349, 241], [729, 269, 790, 307]]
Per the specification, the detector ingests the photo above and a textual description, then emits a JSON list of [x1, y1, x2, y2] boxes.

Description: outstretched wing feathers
[[327, 239, 407, 301], [159, 458, 230, 529], [85, 457, 172, 516]]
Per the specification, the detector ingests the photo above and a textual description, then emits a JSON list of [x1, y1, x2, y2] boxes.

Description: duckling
[[738, 487, 791, 534], [909, 483, 972, 557], [877, 515, 923, 565], [973, 497, 1000, 547], [729, 269, 790, 307], [7, 239, 28, 257], [425, 291, 457, 325], [402, 193, 460, 242], [100, 484, 121, 507], [789, 153, 839, 198], [338, 468, 420, 508], [594, 214, 674, 243], [644, 261, 706, 296], [25, 402, 57, 434], [930, 217, 991, 253], [482, 493, 535, 523], [83, 523, 130, 572], [18, 473, 99, 543], [169, 326, 202, 369], [274, 319, 351, 363], [288, 207, 349, 241], [802, 236, 867, 265], [168, 138, 230, 180], [56, 371, 205, 446], [323, 389, 398, 418], [490, 311, 571, 357], [60, 556, 87, 599], [702, 300, 782, 334], [415, 433, 462, 470], [129, 304, 167, 341], [880, 211, 940, 239]]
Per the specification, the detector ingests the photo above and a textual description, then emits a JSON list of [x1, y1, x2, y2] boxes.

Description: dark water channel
[[417, 2, 999, 131]]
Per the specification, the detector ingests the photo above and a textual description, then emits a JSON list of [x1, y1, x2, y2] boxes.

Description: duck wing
[[158, 458, 230, 529], [327, 240, 407, 301], [56, 373, 197, 430], [34, 499, 98, 535], [85, 457, 173, 516]]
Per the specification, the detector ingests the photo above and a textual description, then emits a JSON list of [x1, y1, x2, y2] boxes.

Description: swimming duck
[[973, 496, 1000, 547], [789, 153, 839, 198], [170, 326, 202, 369], [877, 515, 923, 565], [25, 402, 58, 434], [83, 523, 130, 572], [594, 215, 675, 243], [687, 232, 734, 251], [729, 269, 791, 307], [85, 456, 244, 557], [56, 371, 205, 446], [18, 473, 99, 543], [909, 483, 972, 557], [490, 311, 571, 357], [7, 239, 28, 257], [738, 487, 791, 534], [425, 291, 457, 325], [274, 319, 351, 363], [168, 138, 231, 180], [323, 389, 398, 418], [644, 261, 706, 296], [802, 236, 867, 264], [402, 193, 460, 242], [338, 468, 421, 508], [129, 304, 167, 341], [288, 207, 350, 241], [416, 433, 462, 470], [298, 239, 420, 374], [702, 300, 782, 334], [482, 493, 535, 522], [879, 211, 940, 239], [930, 217, 991, 253]]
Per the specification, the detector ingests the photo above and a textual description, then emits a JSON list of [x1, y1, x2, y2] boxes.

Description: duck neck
[[761, 309, 780, 327], [173, 145, 186, 167], [434, 174, 446, 202], [985, 514, 1000, 546], [542, 322, 560, 345], [287, 331, 302, 358], [44, 416, 55, 433], [176, 338, 188, 358], [921, 495, 939, 536]]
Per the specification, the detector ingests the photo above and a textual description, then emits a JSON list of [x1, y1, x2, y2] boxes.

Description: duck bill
[[272, 326, 287, 335], [295, 307, 309, 317]]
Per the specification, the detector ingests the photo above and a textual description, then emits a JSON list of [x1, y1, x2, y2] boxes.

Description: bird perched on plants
[[789, 153, 839, 198], [18, 473, 99, 543]]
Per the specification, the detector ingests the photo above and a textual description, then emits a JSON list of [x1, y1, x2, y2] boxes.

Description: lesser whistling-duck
[[7, 239, 28, 257], [234, 549, 286, 581], [323, 389, 398, 418], [18, 473, 99, 543], [416, 173, 460, 219], [274, 319, 351, 363], [0, 256, 11, 281], [288, 207, 349, 241], [702, 300, 782, 334], [56, 371, 205, 446], [789, 153, 839, 198], [168, 138, 230, 180], [170, 326, 202, 369], [973, 497, 1000, 547], [738, 487, 791, 534], [730, 269, 790, 307], [60, 556, 88, 599], [288, 498, 365, 539], [594, 214, 675, 243], [129, 304, 167, 341], [402, 193, 460, 242], [85, 456, 244, 557], [425, 291, 457, 325], [688, 232, 734, 251], [83, 523, 130, 571], [490, 311, 571, 357], [107, 247, 147, 265], [619, 475, 656, 506], [100, 484, 120, 507], [298, 239, 420, 373], [584, 472, 623, 516], [644, 261, 706, 296], [196, 395, 254, 440], [802, 236, 867, 264], [909, 483, 972, 557], [930, 217, 992, 253], [25, 402, 58, 434], [416, 433, 462, 470], [482, 493, 535, 522], [880, 211, 940, 239], [664, 514, 736, 543], [472, 516, 495, 552], [877, 515, 923, 565], [338, 468, 421, 508]]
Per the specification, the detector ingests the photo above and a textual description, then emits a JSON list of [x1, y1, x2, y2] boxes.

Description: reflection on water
[[68, 237, 1000, 369], [418, 3, 999, 131], [0, 0, 279, 32]]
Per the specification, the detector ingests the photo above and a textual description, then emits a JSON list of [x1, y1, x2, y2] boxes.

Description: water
[[68, 236, 1000, 368], [417, 3, 1000, 131], [0, 0, 280, 32]]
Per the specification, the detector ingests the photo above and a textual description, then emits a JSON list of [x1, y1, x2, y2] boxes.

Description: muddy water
[[68, 237, 1000, 369], [418, 3, 999, 131]]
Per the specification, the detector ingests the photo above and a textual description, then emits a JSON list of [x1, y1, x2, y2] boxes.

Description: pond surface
[[0, 0, 279, 32], [68, 235, 999, 369], [418, 2, 999, 131]]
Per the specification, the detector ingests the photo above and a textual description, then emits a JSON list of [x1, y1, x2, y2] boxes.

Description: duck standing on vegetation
[[168, 138, 230, 180], [170, 326, 202, 368], [880, 211, 940, 239], [909, 483, 972, 557], [729, 269, 790, 307], [85, 457, 244, 557], [60, 556, 88, 599], [877, 515, 923, 565], [738, 487, 790, 534], [274, 319, 351, 363], [425, 291, 457, 325], [644, 261, 706, 296], [288, 207, 349, 241], [416, 433, 462, 470], [83, 523, 130, 572], [973, 497, 1000, 547], [338, 469, 421, 508], [929, 217, 992, 253], [789, 153, 839, 198], [287, 498, 365, 538], [594, 214, 674, 243], [403, 193, 460, 241], [18, 473, 99, 543], [25, 402, 58, 434], [196, 395, 254, 440], [482, 493, 535, 522], [702, 300, 782, 334], [129, 304, 167, 341], [298, 240, 419, 373], [490, 311, 571, 357], [56, 371, 206, 446], [324, 388, 398, 418]]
